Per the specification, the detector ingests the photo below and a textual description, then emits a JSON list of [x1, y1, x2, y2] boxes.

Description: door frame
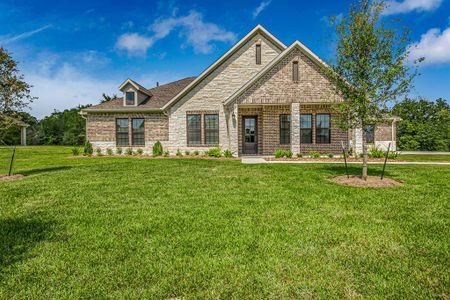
[[242, 116, 258, 155]]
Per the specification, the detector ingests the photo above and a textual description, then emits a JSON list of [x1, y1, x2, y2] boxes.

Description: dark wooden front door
[[242, 116, 258, 154]]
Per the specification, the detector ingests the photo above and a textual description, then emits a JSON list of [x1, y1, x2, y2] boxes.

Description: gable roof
[[118, 78, 153, 96], [224, 40, 332, 106], [83, 77, 196, 112], [161, 25, 287, 110]]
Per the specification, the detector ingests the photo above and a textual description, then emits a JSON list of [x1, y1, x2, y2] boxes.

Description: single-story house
[[81, 25, 398, 156]]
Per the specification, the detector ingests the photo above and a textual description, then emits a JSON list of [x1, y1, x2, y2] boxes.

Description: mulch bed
[[266, 157, 403, 162], [0, 174, 26, 181], [330, 175, 403, 188], [67, 155, 240, 160]]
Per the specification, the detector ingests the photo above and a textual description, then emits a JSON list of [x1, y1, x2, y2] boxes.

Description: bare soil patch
[[330, 175, 403, 188], [0, 174, 25, 181]]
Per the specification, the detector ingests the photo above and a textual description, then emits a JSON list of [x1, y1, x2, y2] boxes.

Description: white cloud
[[115, 10, 236, 55], [253, 0, 272, 19], [0, 25, 52, 45], [408, 26, 450, 65], [383, 0, 442, 15]]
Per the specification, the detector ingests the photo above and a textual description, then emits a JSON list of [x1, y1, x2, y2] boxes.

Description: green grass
[[399, 154, 450, 162], [1, 146, 449, 298]]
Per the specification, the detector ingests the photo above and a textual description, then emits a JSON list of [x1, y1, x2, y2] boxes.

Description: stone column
[[21, 127, 27, 146], [291, 102, 300, 154], [227, 103, 239, 156], [354, 127, 363, 156]]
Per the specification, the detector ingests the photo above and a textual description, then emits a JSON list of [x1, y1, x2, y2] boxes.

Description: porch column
[[228, 103, 239, 155], [354, 127, 363, 156], [291, 103, 300, 154], [20, 127, 27, 146]]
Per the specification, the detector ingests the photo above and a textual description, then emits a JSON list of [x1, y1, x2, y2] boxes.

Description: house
[[81, 25, 398, 156]]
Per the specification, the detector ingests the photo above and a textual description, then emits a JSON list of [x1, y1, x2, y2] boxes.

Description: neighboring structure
[[81, 25, 398, 156], [11, 119, 29, 146]]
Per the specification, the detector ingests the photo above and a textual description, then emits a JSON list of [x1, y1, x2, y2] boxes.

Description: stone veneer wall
[[86, 113, 168, 153]]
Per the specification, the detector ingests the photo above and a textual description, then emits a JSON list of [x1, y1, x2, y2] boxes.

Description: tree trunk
[[362, 128, 368, 180]]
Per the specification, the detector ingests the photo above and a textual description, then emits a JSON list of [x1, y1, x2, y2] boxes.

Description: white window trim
[[123, 88, 138, 107]]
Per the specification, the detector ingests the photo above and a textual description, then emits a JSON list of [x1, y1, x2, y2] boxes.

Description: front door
[[242, 116, 258, 154]]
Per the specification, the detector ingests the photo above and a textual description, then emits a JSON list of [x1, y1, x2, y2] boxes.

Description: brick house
[[82, 25, 398, 156]]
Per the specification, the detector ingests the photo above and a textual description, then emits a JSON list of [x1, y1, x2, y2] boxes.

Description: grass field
[[0, 146, 449, 298], [399, 154, 450, 162]]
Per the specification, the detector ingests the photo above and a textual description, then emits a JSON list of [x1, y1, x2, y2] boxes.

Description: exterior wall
[[350, 121, 397, 155], [168, 33, 283, 154], [86, 113, 168, 154], [235, 48, 343, 105]]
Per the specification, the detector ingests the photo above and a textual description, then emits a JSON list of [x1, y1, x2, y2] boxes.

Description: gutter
[[80, 108, 163, 113]]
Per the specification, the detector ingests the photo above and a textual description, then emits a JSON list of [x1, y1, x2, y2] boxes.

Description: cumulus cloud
[[115, 10, 236, 55], [0, 25, 52, 45], [252, 0, 272, 19], [408, 26, 450, 65], [383, 0, 442, 15]]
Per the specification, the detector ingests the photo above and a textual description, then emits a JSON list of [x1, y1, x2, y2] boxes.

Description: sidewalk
[[241, 157, 450, 165]]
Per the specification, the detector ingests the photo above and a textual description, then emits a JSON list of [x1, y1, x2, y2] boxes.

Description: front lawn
[[399, 154, 450, 162], [1, 146, 449, 298]]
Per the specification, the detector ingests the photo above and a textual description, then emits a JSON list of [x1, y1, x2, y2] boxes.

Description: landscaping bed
[[266, 157, 403, 162]]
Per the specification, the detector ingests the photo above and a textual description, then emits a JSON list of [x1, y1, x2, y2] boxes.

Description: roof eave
[[81, 108, 163, 113]]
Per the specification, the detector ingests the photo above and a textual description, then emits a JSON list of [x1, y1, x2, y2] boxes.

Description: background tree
[[393, 98, 450, 151], [326, 0, 421, 179], [100, 93, 117, 103]]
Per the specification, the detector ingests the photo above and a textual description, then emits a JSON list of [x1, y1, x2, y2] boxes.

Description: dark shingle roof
[[84, 77, 196, 111]]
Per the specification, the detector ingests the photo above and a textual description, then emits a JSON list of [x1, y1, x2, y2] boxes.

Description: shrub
[[297, 153, 303, 158], [309, 151, 320, 158], [205, 147, 222, 157], [192, 150, 199, 156], [176, 149, 182, 156], [136, 148, 144, 155], [387, 151, 399, 159], [116, 147, 122, 155], [163, 151, 169, 157], [106, 148, 113, 156], [83, 141, 93, 156], [274, 149, 285, 158], [71, 147, 80, 156], [184, 151, 190, 156], [327, 153, 334, 158], [285, 150, 293, 158], [96, 147, 102, 156], [152, 141, 163, 156], [369, 147, 384, 158], [125, 148, 133, 155], [223, 149, 233, 158]]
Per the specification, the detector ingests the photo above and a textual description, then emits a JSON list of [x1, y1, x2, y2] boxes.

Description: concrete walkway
[[241, 157, 450, 165]]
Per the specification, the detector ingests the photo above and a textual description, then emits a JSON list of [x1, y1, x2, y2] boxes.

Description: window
[[204, 114, 219, 144], [132, 118, 145, 146], [279, 114, 291, 144], [316, 114, 331, 144], [125, 91, 135, 105], [187, 114, 201, 145], [366, 125, 375, 144], [256, 44, 261, 65], [293, 61, 299, 82], [116, 118, 129, 146], [300, 114, 313, 143]]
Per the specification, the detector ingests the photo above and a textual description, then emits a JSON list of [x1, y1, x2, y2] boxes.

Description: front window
[[116, 118, 129, 146], [256, 44, 261, 65], [204, 114, 219, 144], [366, 125, 375, 144], [300, 114, 312, 143], [279, 114, 291, 144], [125, 91, 135, 105], [293, 61, 299, 82], [187, 114, 201, 145], [132, 118, 145, 146], [316, 114, 331, 144]]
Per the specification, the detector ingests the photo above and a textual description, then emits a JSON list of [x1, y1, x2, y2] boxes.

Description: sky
[[0, 0, 449, 118]]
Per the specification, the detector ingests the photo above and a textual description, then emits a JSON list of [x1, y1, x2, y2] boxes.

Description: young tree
[[0, 47, 37, 135], [100, 93, 117, 103], [326, 0, 421, 179]]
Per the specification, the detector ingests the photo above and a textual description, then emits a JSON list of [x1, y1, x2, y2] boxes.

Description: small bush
[[205, 147, 222, 157], [83, 141, 93, 156], [136, 148, 144, 155], [192, 150, 199, 156], [184, 151, 190, 156], [176, 149, 182, 156], [297, 153, 303, 158], [106, 148, 113, 156], [387, 152, 399, 159], [223, 149, 233, 158], [153, 141, 163, 156], [71, 147, 80, 156], [309, 151, 320, 158], [125, 148, 133, 155], [285, 150, 293, 158], [369, 147, 384, 158], [96, 147, 102, 156], [274, 149, 285, 158], [116, 147, 123, 155], [327, 153, 334, 158], [163, 151, 169, 157]]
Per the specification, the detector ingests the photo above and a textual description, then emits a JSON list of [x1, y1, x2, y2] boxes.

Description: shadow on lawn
[[0, 216, 55, 278], [323, 164, 395, 178], [21, 166, 72, 176]]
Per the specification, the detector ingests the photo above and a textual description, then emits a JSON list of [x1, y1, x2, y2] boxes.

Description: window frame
[[204, 114, 219, 145], [125, 91, 135, 106], [131, 118, 145, 146], [256, 44, 261, 65], [315, 113, 331, 144], [365, 124, 375, 144], [279, 114, 291, 145], [186, 114, 202, 145], [116, 118, 129, 146], [292, 61, 299, 82], [300, 114, 313, 144]]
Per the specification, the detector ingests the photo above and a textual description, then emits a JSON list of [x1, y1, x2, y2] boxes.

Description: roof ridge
[[147, 76, 197, 91]]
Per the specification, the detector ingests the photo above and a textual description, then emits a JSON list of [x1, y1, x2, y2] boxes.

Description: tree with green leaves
[[100, 93, 117, 103], [326, 0, 422, 179], [0, 47, 37, 139]]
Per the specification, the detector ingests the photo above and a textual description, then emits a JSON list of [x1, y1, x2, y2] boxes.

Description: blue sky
[[1, 0, 449, 118]]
